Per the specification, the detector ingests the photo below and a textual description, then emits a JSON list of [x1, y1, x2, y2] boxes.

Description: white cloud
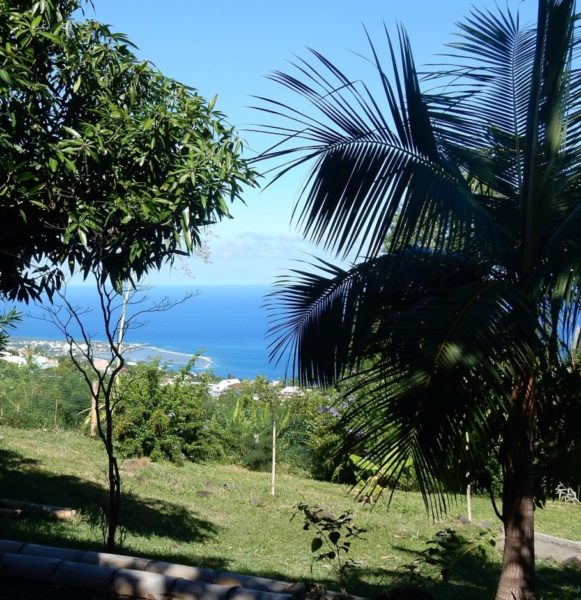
[[206, 231, 309, 261]]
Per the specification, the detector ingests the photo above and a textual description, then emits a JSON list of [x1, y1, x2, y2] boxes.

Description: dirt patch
[[121, 457, 151, 472]]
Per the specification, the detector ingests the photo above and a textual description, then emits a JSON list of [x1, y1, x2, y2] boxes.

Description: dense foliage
[[208, 378, 345, 476], [0, 0, 255, 301], [0, 356, 354, 481], [115, 366, 350, 478], [114, 360, 212, 464], [0, 357, 88, 429]]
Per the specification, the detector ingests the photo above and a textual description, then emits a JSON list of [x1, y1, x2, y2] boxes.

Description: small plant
[[397, 527, 496, 586], [294, 502, 366, 595]]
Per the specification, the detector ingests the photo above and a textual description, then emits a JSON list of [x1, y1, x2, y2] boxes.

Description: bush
[[205, 381, 355, 479], [0, 357, 88, 429], [114, 359, 213, 463]]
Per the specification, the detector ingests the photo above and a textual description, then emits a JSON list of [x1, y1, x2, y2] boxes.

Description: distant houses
[[0, 348, 306, 399], [0, 351, 58, 369], [207, 378, 304, 399], [208, 378, 242, 397]]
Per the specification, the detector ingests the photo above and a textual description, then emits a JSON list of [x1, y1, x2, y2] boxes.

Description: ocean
[[2, 285, 289, 380]]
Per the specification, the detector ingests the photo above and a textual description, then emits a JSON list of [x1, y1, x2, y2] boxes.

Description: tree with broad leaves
[[0, 0, 255, 302], [256, 1, 581, 598], [0, 0, 255, 550]]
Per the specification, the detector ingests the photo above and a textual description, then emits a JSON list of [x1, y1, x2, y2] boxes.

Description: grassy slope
[[0, 427, 579, 599]]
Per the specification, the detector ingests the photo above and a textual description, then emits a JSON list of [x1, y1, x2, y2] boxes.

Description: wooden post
[[271, 421, 276, 497], [465, 431, 472, 523], [466, 482, 472, 523], [90, 380, 98, 437]]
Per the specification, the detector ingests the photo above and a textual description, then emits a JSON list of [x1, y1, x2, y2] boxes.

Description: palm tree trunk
[[496, 376, 536, 600]]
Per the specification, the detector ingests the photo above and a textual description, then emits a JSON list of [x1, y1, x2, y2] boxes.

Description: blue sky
[[89, 0, 537, 286]]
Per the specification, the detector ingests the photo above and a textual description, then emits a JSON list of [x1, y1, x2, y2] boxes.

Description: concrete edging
[[0, 539, 300, 600]]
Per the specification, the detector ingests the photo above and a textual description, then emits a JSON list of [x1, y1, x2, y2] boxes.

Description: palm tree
[[256, 1, 581, 598]]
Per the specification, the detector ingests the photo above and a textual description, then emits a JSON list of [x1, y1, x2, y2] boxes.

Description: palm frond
[[428, 4, 536, 167], [334, 279, 537, 514], [254, 28, 503, 262]]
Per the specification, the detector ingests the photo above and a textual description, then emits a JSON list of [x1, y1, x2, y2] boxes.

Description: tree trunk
[[90, 380, 98, 437], [496, 377, 536, 600], [105, 452, 121, 552]]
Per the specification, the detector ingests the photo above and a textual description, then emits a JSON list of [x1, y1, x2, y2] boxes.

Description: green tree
[[115, 358, 212, 464], [0, 0, 255, 551], [0, 0, 255, 301], [258, 1, 580, 598]]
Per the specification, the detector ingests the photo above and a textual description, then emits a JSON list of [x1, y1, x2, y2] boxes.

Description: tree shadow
[[536, 562, 581, 600], [331, 538, 581, 600], [0, 447, 219, 547]]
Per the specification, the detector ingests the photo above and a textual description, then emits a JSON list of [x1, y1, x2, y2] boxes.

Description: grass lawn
[[0, 427, 579, 599]]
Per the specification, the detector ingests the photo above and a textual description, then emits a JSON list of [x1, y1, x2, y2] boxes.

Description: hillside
[[0, 427, 579, 599]]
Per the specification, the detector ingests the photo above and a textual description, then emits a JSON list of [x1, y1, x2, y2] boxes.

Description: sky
[[87, 0, 538, 286]]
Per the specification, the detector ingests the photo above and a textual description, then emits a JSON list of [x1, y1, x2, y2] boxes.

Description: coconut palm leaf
[[254, 29, 501, 262], [257, 1, 581, 595]]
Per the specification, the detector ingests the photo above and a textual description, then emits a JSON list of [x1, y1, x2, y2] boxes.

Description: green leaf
[[62, 126, 81, 139], [311, 537, 323, 553], [328, 531, 341, 545], [208, 94, 217, 112], [73, 76, 81, 93]]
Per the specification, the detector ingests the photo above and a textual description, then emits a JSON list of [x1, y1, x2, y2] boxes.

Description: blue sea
[[2, 285, 289, 380]]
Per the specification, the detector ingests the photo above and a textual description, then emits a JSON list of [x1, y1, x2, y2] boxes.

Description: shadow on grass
[[274, 561, 580, 600], [535, 562, 581, 600], [328, 538, 581, 600], [0, 447, 219, 548]]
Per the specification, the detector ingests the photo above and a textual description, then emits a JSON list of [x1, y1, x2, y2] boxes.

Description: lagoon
[[3, 285, 287, 380]]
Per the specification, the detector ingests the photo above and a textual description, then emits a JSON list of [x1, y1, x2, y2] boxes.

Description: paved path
[[498, 532, 581, 567], [534, 532, 581, 565]]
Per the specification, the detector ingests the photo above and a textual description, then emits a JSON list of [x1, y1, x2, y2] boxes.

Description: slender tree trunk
[[105, 448, 121, 552], [496, 377, 536, 600], [104, 389, 121, 552], [90, 380, 98, 437]]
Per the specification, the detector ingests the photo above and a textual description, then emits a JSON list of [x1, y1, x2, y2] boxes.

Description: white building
[[208, 378, 242, 398]]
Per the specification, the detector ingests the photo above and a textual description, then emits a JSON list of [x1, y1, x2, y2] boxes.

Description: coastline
[[6, 337, 213, 371], [1, 285, 281, 379]]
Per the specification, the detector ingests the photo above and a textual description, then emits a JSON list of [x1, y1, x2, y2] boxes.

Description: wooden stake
[[466, 483, 472, 523], [271, 421, 276, 497]]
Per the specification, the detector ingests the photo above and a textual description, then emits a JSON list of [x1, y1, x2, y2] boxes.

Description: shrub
[[0, 357, 88, 429], [114, 359, 212, 463]]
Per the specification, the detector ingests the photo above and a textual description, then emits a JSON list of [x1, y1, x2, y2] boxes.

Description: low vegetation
[[0, 358, 344, 480], [0, 427, 579, 599]]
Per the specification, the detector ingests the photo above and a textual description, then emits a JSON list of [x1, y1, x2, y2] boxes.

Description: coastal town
[[0, 337, 302, 399]]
